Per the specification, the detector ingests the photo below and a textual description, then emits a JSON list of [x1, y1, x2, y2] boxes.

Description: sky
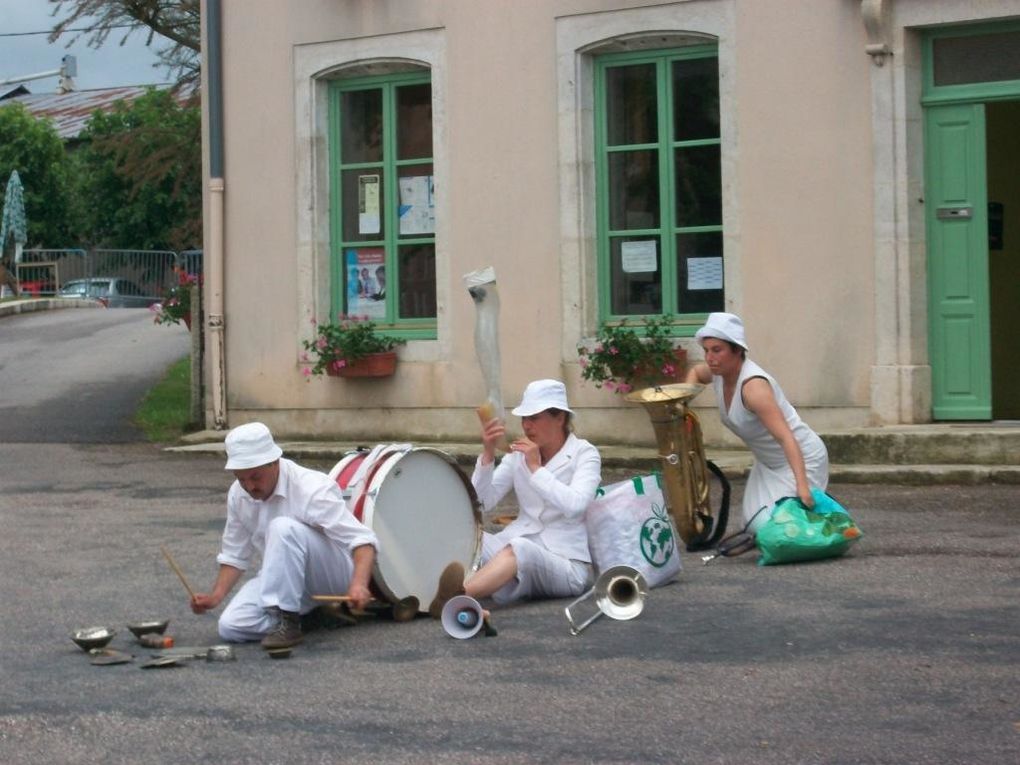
[[0, 0, 173, 92]]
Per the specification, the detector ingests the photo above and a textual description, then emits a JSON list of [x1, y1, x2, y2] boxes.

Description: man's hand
[[345, 581, 373, 611], [190, 593, 220, 614]]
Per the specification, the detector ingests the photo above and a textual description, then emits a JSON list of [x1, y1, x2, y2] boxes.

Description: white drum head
[[362, 449, 482, 607]]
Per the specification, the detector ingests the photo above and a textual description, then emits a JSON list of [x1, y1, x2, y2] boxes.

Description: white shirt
[[472, 433, 602, 562], [217, 458, 378, 571]]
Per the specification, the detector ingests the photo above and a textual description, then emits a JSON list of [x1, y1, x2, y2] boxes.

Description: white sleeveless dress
[[713, 359, 829, 532]]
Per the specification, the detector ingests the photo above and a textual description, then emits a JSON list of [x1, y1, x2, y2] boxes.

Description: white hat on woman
[[224, 422, 283, 470], [511, 379, 574, 417], [694, 312, 749, 351]]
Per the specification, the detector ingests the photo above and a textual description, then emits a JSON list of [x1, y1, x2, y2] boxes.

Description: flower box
[[326, 351, 398, 378]]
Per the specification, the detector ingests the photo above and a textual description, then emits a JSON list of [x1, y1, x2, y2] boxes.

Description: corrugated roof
[[1, 85, 171, 140]]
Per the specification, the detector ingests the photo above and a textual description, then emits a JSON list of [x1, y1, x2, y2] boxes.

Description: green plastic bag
[[756, 489, 863, 566]]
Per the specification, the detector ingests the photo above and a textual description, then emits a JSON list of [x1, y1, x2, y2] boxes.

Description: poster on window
[[358, 175, 381, 235], [687, 257, 723, 291], [345, 248, 386, 320], [621, 240, 657, 273], [398, 175, 435, 235]]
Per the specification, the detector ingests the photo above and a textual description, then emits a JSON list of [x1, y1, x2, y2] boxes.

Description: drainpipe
[[205, 0, 227, 429]]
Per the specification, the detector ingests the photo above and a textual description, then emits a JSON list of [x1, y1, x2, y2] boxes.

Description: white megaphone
[[441, 595, 496, 639]]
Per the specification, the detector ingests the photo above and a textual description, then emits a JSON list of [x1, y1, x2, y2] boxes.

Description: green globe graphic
[[640, 517, 675, 567]]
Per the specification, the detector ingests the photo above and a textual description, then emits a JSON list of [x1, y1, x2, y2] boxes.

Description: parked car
[[57, 278, 160, 308]]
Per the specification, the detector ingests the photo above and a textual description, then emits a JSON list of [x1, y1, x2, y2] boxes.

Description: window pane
[[674, 144, 721, 227], [672, 57, 719, 141], [397, 163, 435, 238], [341, 89, 383, 163], [341, 169, 385, 241], [606, 64, 657, 146], [609, 150, 660, 230], [933, 32, 1020, 86], [398, 243, 436, 319], [343, 246, 386, 319], [397, 83, 433, 160], [609, 236, 662, 315], [676, 232, 724, 314]]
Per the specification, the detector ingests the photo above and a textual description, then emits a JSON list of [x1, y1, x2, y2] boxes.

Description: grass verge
[[135, 356, 193, 443]]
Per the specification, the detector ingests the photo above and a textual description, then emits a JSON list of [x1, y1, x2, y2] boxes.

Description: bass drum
[[331, 446, 482, 610]]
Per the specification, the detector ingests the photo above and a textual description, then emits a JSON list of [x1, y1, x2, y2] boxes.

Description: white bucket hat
[[694, 312, 749, 351], [224, 422, 283, 470], [511, 379, 574, 417]]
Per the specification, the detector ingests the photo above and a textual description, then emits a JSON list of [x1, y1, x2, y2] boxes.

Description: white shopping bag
[[585, 474, 682, 588]]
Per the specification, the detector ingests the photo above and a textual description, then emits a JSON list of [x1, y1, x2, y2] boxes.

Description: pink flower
[[609, 346, 619, 355], [300, 352, 309, 362], [594, 342, 604, 353], [617, 382, 633, 394], [316, 336, 328, 350], [332, 359, 347, 372], [301, 367, 311, 377], [661, 363, 676, 376], [604, 381, 616, 392], [579, 358, 589, 369]]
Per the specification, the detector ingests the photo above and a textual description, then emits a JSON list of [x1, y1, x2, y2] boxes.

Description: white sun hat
[[694, 312, 749, 351], [511, 379, 574, 417], [224, 422, 283, 470]]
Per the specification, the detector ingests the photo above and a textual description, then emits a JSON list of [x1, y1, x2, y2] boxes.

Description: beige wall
[[203, 0, 1020, 444]]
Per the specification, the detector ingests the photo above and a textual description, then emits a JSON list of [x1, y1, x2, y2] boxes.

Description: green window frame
[[594, 45, 723, 331], [921, 21, 1020, 106], [329, 71, 436, 339]]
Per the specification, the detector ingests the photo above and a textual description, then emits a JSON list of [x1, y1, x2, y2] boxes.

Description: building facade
[[201, 0, 1020, 445]]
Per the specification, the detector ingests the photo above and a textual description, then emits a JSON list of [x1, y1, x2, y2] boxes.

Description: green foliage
[[134, 355, 193, 442], [577, 315, 680, 394], [301, 315, 407, 376], [75, 88, 201, 250], [0, 104, 77, 246]]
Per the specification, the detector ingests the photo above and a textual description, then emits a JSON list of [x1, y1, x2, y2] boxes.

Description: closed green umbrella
[[1, 170, 27, 261]]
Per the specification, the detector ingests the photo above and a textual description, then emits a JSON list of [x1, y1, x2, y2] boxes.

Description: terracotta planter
[[326, 351, 398, 378], [181, 314, 192, 332]]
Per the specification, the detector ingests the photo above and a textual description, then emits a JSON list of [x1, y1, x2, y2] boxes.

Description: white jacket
[[471, 433, 601, 562]]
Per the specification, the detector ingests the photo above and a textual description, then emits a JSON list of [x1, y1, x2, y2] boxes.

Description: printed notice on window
[[621, 240, 657, 273], [398, 175, 435, 235], [687, 257, 723, 291], [358, 174, 381, 235], [345, 248, 386, 320]]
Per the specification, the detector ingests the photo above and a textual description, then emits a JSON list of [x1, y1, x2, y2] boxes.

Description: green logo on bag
[[640, 502, 675, 568]]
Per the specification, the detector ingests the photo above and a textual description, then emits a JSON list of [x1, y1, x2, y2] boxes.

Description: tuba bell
[[565, 565, 649, 635], [625, 383, 730, 552]]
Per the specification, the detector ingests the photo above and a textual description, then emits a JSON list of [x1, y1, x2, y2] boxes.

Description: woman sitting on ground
[[429, 379, 601, 616]]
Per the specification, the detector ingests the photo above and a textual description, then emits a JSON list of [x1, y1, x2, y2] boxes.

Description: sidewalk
[[168, 426, 1020, 484]]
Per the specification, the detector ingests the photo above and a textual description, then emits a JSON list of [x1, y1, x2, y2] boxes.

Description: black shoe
[[261, 607, 304, 650], [428, 561, 466, 619]]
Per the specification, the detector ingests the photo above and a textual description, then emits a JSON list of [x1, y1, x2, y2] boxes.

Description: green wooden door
[[925, 103, 991, 420]]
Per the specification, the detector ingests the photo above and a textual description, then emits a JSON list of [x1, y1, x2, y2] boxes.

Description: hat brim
[[694, 327, 748, 351], [224, 445, 283, 470], [511, 403, 574, 417]]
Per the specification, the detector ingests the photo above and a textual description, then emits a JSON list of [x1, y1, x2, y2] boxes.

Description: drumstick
[[161, 546, 197, 600], [311, 594, 355, 602]]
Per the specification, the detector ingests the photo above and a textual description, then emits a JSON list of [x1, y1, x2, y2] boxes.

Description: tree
[[48, 0, 200, 90], [0, 104, 77, 247], [75, 88, 201, 250]]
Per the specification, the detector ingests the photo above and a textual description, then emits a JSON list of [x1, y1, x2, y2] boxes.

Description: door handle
[[936, 206, 973, 220]]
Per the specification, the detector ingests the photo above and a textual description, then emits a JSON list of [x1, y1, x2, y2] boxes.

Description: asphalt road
[[0, 440, 1017, 764], [0, 307, 189, 442]]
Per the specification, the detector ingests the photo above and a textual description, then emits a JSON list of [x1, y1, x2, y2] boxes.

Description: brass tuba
[[624, 383, 730, 551]]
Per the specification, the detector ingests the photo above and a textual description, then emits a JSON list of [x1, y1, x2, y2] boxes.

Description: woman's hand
[[510, 437, 541, 472], [480, 417, 506, 464], [797, 484, 815, 510]]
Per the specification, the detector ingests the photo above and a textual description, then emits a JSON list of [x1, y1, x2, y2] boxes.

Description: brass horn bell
[[565, 565, 649, 636]]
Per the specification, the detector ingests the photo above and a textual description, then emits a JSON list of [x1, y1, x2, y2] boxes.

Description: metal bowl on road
[[127, 619, 169, 638], [71, 626, 116, 652]]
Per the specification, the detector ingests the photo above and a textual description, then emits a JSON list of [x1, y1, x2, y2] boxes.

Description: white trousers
[[481, 532, 593, 606], [218, 516, 355, 642]]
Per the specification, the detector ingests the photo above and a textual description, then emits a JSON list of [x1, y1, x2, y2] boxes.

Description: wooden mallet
[[161, 545, 197, 600]]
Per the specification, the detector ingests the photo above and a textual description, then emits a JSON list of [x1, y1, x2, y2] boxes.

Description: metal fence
[[13, 248, 202, 301]]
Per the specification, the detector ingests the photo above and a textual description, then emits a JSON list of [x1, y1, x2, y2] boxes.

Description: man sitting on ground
[[191, 422, 377, 650]]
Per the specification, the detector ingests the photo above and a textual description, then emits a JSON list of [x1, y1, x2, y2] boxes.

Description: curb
[[0, 298, 101, 318]]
